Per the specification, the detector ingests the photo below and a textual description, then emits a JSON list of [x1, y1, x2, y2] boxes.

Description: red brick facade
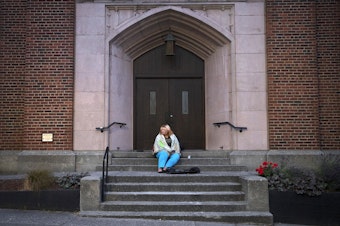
[[0, 1, 339, 151], [267, 0, 339, 150], [0, 0, 74, 150], [315, 1, 340, 149], [0, 1, 26, 150]]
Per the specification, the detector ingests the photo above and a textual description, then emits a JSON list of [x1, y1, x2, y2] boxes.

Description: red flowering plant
[[255, 157, 339, 196], [256, 161, 279, 177]]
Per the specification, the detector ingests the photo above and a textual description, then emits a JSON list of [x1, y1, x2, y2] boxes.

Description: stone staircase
[[80, 150, 273, 225]]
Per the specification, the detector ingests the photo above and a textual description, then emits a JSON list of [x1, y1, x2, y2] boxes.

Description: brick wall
[[0, 0, 74, 151], [0, 0, 26, 150], [316, 0, 340, 149], [267, 0, 340, 150]]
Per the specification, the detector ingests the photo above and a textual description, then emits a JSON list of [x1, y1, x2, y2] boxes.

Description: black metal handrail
[[101, 146, 109, 202], [213, 121, 247, 132], [96, 121, 126, 132]]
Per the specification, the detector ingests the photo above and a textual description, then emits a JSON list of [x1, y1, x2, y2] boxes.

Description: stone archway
[[107, 6, 233, 150]]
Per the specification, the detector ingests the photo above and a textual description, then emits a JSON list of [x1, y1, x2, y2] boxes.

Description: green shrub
[[256, 160, 337, 196], [266, 167, 327, 196], [25, 170, 55, 191], [56, 172, 89, 189], [318, 155, 340, 192]]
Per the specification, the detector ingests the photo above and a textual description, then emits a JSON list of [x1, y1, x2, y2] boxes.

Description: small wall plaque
[[42, 133, 53, 142]]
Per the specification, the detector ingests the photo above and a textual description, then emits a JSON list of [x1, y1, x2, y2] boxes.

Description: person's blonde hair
[[160, 124, 174, 136]]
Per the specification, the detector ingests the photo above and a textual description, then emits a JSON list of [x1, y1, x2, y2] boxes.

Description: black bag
[[167, 167, 200, 174]]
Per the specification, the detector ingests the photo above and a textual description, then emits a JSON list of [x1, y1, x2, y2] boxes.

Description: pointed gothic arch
[[108, 6, 232, 60], [107, 6, 234, 150]]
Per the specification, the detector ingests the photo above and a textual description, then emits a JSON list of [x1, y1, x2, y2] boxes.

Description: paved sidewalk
[[0, 209, 252, 226], [0, 209, 308, 226]]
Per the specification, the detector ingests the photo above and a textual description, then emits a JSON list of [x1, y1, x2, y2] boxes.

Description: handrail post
[[101, 146, 109, 202], [106, 149, 109, 183], [101, 152, 105, 201]]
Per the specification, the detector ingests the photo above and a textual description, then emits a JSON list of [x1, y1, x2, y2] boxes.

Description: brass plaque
[[42, 133, 53, 142]]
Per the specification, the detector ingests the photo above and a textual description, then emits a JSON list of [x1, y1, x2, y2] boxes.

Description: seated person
[[152, 124, 181, 173]]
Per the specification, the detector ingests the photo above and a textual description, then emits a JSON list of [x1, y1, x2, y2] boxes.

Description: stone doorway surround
[[74, 1, 267, 152]]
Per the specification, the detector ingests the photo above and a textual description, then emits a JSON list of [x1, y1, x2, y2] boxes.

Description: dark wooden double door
[[134, 45, 205, 150]]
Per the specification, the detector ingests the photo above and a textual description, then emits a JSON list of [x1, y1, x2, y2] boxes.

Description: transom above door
[[134, 45, 205, 150]]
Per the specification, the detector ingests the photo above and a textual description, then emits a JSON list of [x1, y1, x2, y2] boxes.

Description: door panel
[[135, 79, 167, 150], [135, 78, 204, 150], [134, 45, 205, 150], [168, 79, 204, 149]]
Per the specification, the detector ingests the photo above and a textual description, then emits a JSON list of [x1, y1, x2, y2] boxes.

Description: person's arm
[[170, 134, 181, 154], [153, 135, 160, 155], [153, 134, 171, 154]]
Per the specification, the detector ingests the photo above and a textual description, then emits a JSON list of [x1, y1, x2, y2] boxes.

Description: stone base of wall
[[230, 150, 340, 171], [0, 151, 104, 174], [0, 151, 21, 174], [1, 150, 339, 174]]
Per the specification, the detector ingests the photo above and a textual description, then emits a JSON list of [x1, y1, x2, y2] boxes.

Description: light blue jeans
[[156, 150, 180, 169]]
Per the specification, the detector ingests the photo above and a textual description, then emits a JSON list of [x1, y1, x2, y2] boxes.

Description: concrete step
[[80, 211, 273, 225], [111, 150, 231, 158], [98, 164, 246, 172], [86, 153, 273, 225], [110, 157, 231, 165], [100, 200, 247, 212], [105, 171, 245, 183], [105, 191, 245, 202], [97, 150, 247, 172], [105, 181, 242, 192]]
